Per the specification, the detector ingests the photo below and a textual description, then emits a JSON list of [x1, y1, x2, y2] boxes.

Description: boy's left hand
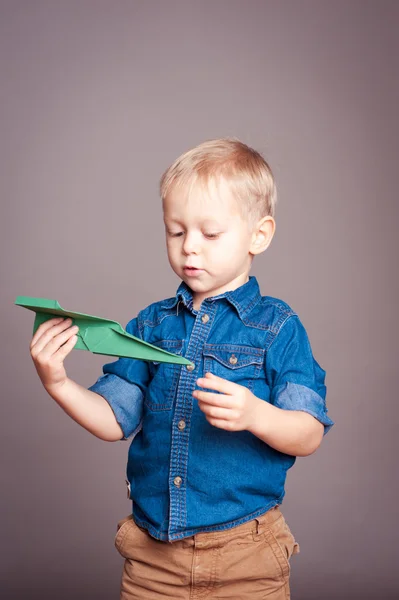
[[192, 372, 261, 432]]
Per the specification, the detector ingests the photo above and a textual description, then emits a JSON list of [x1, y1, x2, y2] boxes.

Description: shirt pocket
[[145, 339, 184, 411], [203, 344, 265, 392]]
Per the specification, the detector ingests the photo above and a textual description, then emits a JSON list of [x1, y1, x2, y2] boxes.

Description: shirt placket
[[167, 302, 216, 539]]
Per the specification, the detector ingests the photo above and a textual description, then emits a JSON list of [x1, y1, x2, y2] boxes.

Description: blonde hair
[[159, 137, 277, 228]]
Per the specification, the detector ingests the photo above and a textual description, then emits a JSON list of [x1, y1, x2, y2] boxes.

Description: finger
[[31, 317, 65, 347], [31, 317, 70, 349], [54, 332, 78, 360], [207, 418, 236, 431], [39, 325, 79, 359], [196, 373, 237, 395], [193, 389, 235, 407], [31, 318, 74, 354], [198, 402, 236, 421]]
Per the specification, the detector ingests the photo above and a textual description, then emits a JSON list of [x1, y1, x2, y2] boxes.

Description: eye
[[168, 231, 184, 237], [204, 233, 220, 239]]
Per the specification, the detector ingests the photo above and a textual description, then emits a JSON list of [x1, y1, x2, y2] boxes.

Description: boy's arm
[[87, 314, 150, 440], [262, 313, 334, 454], [195, 313, 334, 457], [195, 373, 326, 457], [248, 401, 324, 456], [29, 316, 125, 440], [44, 378, 124, 442]]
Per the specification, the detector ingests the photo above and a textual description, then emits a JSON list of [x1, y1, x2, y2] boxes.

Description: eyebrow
[[164, 218, 223, 228]]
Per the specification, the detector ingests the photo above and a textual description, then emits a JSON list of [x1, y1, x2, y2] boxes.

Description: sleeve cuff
[[88, 373, 144, 440], [272, 382, 335, 436]]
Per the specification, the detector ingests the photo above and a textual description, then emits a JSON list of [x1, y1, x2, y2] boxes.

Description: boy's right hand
[[30, 317, 79, 394]]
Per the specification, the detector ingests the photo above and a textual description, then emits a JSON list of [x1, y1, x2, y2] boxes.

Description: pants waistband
[[178, 505, 282, 549]]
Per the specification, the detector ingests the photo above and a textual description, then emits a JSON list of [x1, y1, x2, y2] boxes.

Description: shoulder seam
[[267, 313, 298, 352], [259, 296, 297, 317], [136, 310, 145, 339]]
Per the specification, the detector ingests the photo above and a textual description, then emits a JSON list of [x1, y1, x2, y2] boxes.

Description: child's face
[[163, 177, 258, 309]]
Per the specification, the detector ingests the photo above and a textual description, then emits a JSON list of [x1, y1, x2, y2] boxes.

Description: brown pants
[[114, 505, 300, 599]]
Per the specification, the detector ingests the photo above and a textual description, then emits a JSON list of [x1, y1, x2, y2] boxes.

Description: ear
[[249, 216, 275, 255]]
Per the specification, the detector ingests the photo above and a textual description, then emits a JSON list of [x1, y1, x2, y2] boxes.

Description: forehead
[[163, 177, 241, 225]]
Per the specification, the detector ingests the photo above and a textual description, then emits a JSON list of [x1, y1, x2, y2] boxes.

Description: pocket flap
[[203, 344, 264, 369], [150, 339, 184, 365]]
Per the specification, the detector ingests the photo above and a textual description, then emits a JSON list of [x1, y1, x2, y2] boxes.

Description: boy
[[30, 138, 334, 599]]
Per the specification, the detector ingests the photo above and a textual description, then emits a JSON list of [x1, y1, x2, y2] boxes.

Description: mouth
[[184, 266, 203, 275]]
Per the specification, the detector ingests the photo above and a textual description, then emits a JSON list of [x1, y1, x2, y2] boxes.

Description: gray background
[[1, 1, 398, 598]]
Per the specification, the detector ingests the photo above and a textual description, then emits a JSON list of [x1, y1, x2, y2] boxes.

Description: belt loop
[[253, 517, 262, 540]]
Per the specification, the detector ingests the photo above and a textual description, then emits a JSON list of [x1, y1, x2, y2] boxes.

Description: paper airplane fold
[[15, 296, 192, 366]]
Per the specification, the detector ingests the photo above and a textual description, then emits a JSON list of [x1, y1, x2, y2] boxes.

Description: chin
[[182, 276, 204, 289]]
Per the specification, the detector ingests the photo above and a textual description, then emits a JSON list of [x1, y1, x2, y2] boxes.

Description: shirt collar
[[161, 275, 262, 321]]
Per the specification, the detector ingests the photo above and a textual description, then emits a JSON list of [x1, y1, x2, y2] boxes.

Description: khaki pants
[[114, 505, 300, 599]]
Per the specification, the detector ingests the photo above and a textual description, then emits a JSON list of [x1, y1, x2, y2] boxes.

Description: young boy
[[30, 138, 334, 599]]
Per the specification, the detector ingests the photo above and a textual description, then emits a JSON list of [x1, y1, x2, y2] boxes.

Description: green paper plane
[[15, 296, 192, 366]]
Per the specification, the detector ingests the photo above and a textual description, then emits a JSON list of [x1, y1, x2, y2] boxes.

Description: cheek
[[166, 242, 180, 262], [218, 236, 244, 255], [165, 238, 175, 250]]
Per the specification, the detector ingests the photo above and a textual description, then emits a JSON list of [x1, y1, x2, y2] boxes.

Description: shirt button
[[201, 313, 210, 324], [229, 354, 238, 365], [174, 476, 182, 487], [186, 363, 195, 371], [177, 420, 186, 431]]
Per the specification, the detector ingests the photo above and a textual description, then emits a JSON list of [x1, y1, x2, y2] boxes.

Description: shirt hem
[[132, 497, 285, 542]]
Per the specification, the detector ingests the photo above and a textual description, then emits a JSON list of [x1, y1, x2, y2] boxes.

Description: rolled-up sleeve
[[88, 314, 151, 440], [265, 315, 334, 435]]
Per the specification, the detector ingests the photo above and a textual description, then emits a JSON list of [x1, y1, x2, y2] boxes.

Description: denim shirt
[[89, 276, 334, 542]]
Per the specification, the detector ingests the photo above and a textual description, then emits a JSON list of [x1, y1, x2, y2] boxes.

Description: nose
[[182, 232, 200, 255]]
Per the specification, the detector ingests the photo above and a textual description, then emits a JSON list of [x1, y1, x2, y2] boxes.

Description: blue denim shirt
[[89, 276, 334, 542]]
